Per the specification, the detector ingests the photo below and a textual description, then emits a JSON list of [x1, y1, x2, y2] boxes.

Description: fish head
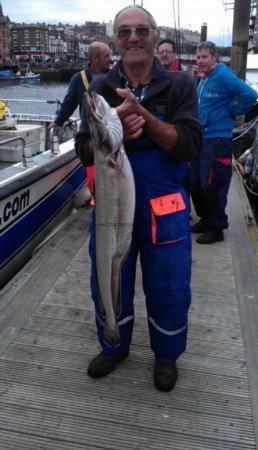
[[85, 91, 123, 155]]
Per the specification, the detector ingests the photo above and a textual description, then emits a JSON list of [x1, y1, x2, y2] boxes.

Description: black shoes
[[88, 351, 178, 391], [87, 350, 129, 378], [191, 219, 224, 244], [196, 229, 224, 244], [191, 218, 211, 233], [154, 359, 178, 392]]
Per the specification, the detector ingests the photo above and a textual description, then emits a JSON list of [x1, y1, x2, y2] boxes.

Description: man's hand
[[115, 88, 145, 140], [122, 113, 145, 140], [48, 122, 60, 130]]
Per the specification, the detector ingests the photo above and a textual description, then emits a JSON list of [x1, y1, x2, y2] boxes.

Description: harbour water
[[0, 80, 78, 117]]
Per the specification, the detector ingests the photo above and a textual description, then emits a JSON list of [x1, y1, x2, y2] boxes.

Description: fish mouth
[[86, 92, 103, 122]]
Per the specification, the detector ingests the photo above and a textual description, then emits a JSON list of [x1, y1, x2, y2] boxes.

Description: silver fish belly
[[86, 92, 135, 345]]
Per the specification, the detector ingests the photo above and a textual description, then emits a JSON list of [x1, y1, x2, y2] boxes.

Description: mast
[[230, 0, 251, 80]]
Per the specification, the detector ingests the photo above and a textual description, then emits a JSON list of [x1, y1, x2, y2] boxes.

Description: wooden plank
[[0, 380, 253, 422], [0, 402, 255, 449], [228, 173, 258, 445], [15, 328, 245, 359], [0, 208, 90, 357], [0, 424, 254, 450], [0, 430, 96, 450], [0, 358, 250, 399], [1, 342, 248, 380]]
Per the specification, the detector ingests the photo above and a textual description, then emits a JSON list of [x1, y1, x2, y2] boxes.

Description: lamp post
[[230, 0, 251, 79]]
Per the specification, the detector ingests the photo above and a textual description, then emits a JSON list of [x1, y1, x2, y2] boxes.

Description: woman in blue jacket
[[190, 41, 258, 244]]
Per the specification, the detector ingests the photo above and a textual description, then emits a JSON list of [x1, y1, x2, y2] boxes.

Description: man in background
[[49, 42, 112, 129], [190, 41, 257, 244], [157, 38, 180, 71], [49, 42, 112, 199]]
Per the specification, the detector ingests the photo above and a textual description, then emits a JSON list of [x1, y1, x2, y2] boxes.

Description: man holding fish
[[75, 5, 202, 392]]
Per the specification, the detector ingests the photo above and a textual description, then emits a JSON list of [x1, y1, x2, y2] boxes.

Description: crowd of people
[[52, 4, 258, 392]]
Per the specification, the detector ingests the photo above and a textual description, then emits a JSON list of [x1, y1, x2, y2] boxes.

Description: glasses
[[158, 50, 174, 55], [116, 26, 153, 39]]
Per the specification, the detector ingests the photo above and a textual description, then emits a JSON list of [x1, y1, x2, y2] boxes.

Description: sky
[[1, 0, 234, 46]]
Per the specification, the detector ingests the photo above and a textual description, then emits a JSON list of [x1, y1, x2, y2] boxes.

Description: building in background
[[0, 2, 10, 62], [0, 1, 204, 69], [10, 24, 50, 63]]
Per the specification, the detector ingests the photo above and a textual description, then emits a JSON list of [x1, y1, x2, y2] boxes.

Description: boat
[[20, 73, 41, 81], [0, 69, 41, 81], [0, 99, 89, 289]]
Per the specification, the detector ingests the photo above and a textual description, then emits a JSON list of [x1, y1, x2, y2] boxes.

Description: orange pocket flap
[[150, 192, 186, 216]]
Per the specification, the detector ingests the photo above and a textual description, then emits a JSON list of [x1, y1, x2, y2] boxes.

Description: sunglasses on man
[[116, 26, 154, 39]]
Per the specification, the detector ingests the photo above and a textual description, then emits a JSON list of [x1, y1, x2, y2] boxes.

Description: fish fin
[[97, 295, 106, 315], [104, 321, 120, 346], [95, 265, 106, 315], [111, 258, 122, 316]]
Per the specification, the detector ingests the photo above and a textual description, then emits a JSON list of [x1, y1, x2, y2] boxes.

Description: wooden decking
[[0, 173, 258, 449]]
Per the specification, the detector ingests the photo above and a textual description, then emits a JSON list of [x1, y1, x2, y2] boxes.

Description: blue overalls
[[89, 131, 192, 361]]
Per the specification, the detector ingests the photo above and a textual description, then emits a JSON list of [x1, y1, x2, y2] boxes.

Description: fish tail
[[103, 320, 120, 346]]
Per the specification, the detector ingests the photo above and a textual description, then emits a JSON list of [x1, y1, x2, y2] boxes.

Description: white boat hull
[[0, 140, 86, 289]]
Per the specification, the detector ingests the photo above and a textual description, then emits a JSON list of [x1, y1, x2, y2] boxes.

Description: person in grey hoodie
[[190, 41, 258, 244]]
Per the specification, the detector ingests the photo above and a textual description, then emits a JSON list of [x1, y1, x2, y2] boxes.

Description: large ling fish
[[85, 92, 135, 345]]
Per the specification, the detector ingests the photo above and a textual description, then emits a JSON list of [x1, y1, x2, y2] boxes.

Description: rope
[[233, 158, 258, 197], [232, 116, 258, 141]]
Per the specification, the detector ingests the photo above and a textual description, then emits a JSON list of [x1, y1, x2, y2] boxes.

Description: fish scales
[[86, 92, 135, 345]]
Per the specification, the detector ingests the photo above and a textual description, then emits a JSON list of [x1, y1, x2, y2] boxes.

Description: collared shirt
[[75, 57, 202, 165], [118, 61, 161, 103]]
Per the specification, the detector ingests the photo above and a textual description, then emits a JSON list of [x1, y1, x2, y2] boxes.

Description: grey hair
[[113, 5, 157, 32], [88, 42, 107, 61]]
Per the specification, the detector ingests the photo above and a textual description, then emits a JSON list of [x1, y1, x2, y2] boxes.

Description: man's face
[[98, 46, 113, 72], [114, 8, 158, 67], [158, 43, 176, 70], [196, 48, 217, 75]]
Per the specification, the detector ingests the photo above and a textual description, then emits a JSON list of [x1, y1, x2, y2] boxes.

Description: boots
[[191, 218, 211, 233], [196, 229, 224, 244], [87, 350, 129, 378], [154, 358, 178, 392]]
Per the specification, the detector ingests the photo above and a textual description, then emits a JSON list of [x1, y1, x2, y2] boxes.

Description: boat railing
[[48, 119, 79, 155], [0, 135, 34, 168], [49, 128, 60, 155], [2, 98, 61, 116]]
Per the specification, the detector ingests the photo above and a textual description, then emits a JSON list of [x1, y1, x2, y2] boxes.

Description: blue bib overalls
[[89, 133, 192, 361]]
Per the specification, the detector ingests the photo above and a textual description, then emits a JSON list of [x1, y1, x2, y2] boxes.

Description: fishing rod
[[177, 0, 181, 60], [172, 0, 180, 57]]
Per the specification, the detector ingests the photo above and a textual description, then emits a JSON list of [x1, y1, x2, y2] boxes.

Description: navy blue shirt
[[55, 67, 93, 126]]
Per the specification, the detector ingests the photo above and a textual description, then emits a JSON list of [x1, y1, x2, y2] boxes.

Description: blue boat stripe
[[0, 162, 83, 234], [0, 166, 85, 268], [148, 317, 187, 336]]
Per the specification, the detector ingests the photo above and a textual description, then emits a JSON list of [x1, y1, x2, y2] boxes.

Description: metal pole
[[200, 23, 208, 42], [2, 98, 58, 104], [230, 0, 251, 80]]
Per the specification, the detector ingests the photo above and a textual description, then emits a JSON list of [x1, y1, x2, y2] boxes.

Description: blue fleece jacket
[[198, 63, 258, 138]]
